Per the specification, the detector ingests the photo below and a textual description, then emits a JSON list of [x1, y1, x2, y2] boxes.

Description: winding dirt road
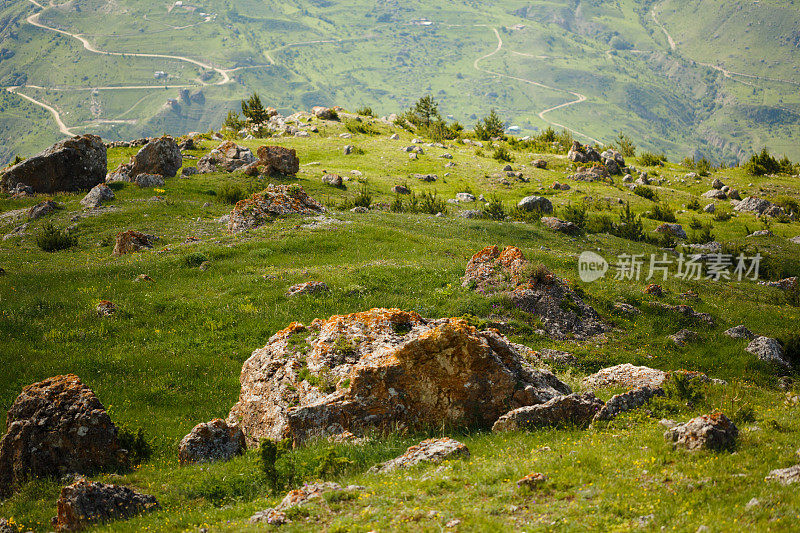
[[474, 27, 600, 144], [6, 86, 74, 135]]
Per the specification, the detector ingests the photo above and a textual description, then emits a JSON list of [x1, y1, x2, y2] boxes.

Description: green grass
[[1, 120, 800, 531]]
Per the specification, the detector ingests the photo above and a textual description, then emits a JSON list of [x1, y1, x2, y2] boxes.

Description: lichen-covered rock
[[759, 277, 799, 291], [286, 281, 329, 297], [0, 135, 106, 194], [734, 196, 776, 215], [197, 141, 255, 173], [517, 472, 547, 489], [80, 184, 114, 208], [583, 363, 669, 390], [28, 200, 58, 220], [0, 375, 128, 499], [724, 325, 755, 340], [256, 146, 300, 176], [746, 336, 789, 367], [647, 302, 714, 326], [132, 173, 164, 188], [765, 464, 800, 485], [178, 419, 245, 465], [127, 136, 182, 178], [462, 246, 606, 339], [492, 392, 604, 431], [644, 283, 664, 296], [52, 479, 159, 531], [370, 437, 469, 473], [593, 386, 665, 422], [665, 413, 738, 451], [669, 329, 700, 347], [250, 481, 362, 525], [227, 308, 571, 444], [321, 173, 343, 187], [95, 300, 116, 316], [654, 223, 687, 240], [113, 230, 153, 255], [227, 184, 324, 232], [517, 196, 553, 213], [540, 216, 579, 234]]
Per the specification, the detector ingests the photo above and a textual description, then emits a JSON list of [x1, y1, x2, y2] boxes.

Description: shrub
[[614, 132, 636, 157], [260, 439, 282, 494], [217, 183, 246, 204], [344, 119, 377, 135], [782, 334, 800, 365], [695, 157, 713, 176], [117, 426, 152, 464], [390, 193, 404, 212], [353, 183, 372, 208], [633, 185, 658, 201], [688, 224, 715, 244], [419, 191, 447, 215], [586, 214, 615, 234], [713, 209, 733, 222], [315, 448, 353, 479], [35, 222, 77, 252], [743, 147, 796, 176], [492, 146, 513, 162], [223, 110, 246, 130], [481, 195, 506, 220], [355, 106, 375, 117], [612, 202, 645, 242], [184, 252, 209, 267], [644, 203, 676, 222], [560, 203, 588, 231], [686, 197, 701, 211], [638, 152, 667, 167], [474, 109, 505, 141], [664, 373, 705, 407]]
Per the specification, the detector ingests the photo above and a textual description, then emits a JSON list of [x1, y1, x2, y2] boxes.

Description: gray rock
[[181, 167, 198, 177], [765, 464, 800, 485], [654, 223, 687, 240], [711, 178, 724, 189], [593, 386, 664, 422], [178, 419, 246, 464], [459, 209, 481, 219], [350, 206, 369, 213], [370, 438, 469, 473], [517, 196, 553, 213], [702, 189, 728, 200], [669, 329, 699, 346], [80, 184, 115, 208], [735, 196, 776, 215], [392, 185, 411, 195], [455, 192, 475, 202], [343, 145, 354, 155], [541, 216, 578, 234], [724, 325, 755, 340], [28, 200, 58, 220], [133, 173, 165, 188], [665, 413, 738, 451], [52, 479, 159, 531], [746, 336, 789, 367], [322, 173, 343, 187], [703, 203, 716, 213], [492, 392, 604, 431], [414, 174, 438, 182]]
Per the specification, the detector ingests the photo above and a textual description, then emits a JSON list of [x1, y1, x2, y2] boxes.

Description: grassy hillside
[[0, 0, 799, 164], [1, 115, 800, 531]]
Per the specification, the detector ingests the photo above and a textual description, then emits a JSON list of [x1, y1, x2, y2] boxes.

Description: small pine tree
[[224, 110, 245, 130], [474, 109, 505, 141], [409, 95, 440, 127], [241, 93, 270, 126], [614, 132, 636, 157]]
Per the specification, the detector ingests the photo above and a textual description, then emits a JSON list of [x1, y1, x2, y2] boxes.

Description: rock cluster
[[107, 136, 181, 183], [492, 392, 604, 431], [197, 141, 255, 173], [593, 386, 665, 422], [0, 135, 106, 194], [178, 419, 246, 465], [567, 141, 601, 164], [227, 308, 571, 444], [664, 413, 738, 451], [286, 281, 329, 297], [227, 184, 324, 232], [370, 437, 470, 472], [647, 302, 714, 326], [52, 479, 159, 531], [80, 184, 114, 208], [0, 375, 128, 498], [462, 246, 607, 339], [540, 216, 579, 234]]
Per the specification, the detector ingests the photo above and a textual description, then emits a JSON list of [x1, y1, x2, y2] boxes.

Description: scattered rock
[[178, 419, 246, 465], [311, 106, 337, 120], [540, 216, 579, 234], [517, 196, 553, 213], [644, 283, 664, 297], [748, 229, 773, 237], [758, 277, 798, 291], [350, 206, 369, 213], [600, 149, 626, 174], [227, 308, 571, 444], [28, 200, 58, 220], [321, 173, 343, 187], [370, 438, 469, 473], [227, 184, 324, 232], [126, 136, 182, 178], [765, 465, 800, 485], [250, 482, 363, 525], [181, 167, 198, 177], [52, 479, 159, 531], [669, 329, 700, 347], [703, 203, 716, 213], [414, 173, 438, 182], [724, 325, 755, 340], [455, 192, 476, 202], [583, 363, 669, 390], [132, 173, 165, 188], [654, 223, 687, 240], [286, 281, 330, 297], [492, 392, 604, 431], [665, 413, 738, 451], [80, 184, 114, 208], [459, 210, 481, 219], [551, 182, 570, 190], [343, 145, 354, 155], [517, 472, 547, 490], [532, 159, 547, 169], [463, 246, 606, 339], [648, 302, 714, 326], [134, 274, 153, 282], [0, 375, 128, 498], [392, 185, 411, 195], [113, 230, 153, 255], [567, 141, 601, 164], [593, 386, 665, 422], [95, 300, 116, 316], [735, 196, 778, 215], [197, 141, 255, 173], [389, 133, 400, 140], [701, 189, 728, 200], [0, 135, 106, 194], [613, 302, 640, 315], [746, 336, 789, 367], [534, 349, 577, 366], [711, 178, 724, 189]]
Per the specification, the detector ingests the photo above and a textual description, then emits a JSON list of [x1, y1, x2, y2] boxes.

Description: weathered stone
[[181, 166, 198, 177], [455, 192, 476, 202], [702, 189, 728, 200], [735, 196, 776, 215], [350, 206, 369, 213], [321, 173, 343, 187], [517, 472, 547, 489], [95, 300, 115, 316], [197, 141, 255, 173], [113, 230, 153, 255], [583, 363, 669, 390], [286, 281, 329, 297], [311, 106, 337, 120], [758, 277, 799, 291], [711, 178, 724, 189], [132, 173, 164, 188], [724, 325, 755, 340], [227, 184, 324, 232], [532, 159, 547, 169], [28, 200, 58, 220], [492, 392, 604, 431], [462, 246, 606, 339], [746, 336, 789, 367], [765, 465, 800, 485], [540, 216, 579, 234], [414, 173, 438, 182], [392, 185, 411, 195], [126, 136, 182, 179], [256, 146, 300, 176], [517, 196, 553, 213], [665, 413, 738, 451], [647, 302, 714, 326], [370, 438, 469, 473], [0, 135, 106, 194], [52, 479, 159, 531], [593, 386, 665, 422], [0, 375, 128, 498], [614, 302, 640, 315], [669, 329, 700, 347], [703, 203, 716, 213], [250, 482, 362, 525], [227, 308, 571, 444], [534, 349, 577, 366], [178, 419, 245, 465], [654, 223, 687, 240], [80, 184, 114, 208]]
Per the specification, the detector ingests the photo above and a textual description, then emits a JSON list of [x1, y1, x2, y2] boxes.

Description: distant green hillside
[[0, 0, 798, 164]]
